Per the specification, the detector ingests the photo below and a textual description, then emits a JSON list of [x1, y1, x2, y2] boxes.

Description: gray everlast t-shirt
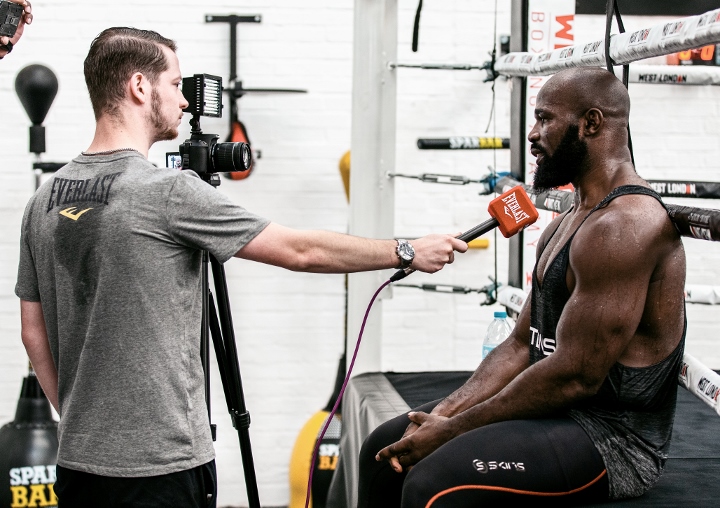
[[15, 151, 270, 477]]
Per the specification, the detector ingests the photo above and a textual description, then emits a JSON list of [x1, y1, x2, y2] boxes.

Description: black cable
[[604, 0, 615, 73], [412, 0, 423, 52], [604, 0, 635, 167], [487, 0, 499, 304]]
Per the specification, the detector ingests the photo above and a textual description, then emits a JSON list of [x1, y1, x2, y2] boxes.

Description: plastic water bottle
[[482, 311, 513, 360]]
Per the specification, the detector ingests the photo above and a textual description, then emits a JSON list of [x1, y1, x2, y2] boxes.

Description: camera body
[[0, 0, 23, 38], [168, 74, 251, 184], [179, 132, 251, 176]]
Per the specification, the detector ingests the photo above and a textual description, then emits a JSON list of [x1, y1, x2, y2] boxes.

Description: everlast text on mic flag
[[489, 186, 539, 238]]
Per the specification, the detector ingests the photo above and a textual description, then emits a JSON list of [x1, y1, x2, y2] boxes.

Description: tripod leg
[[208, 255, 261, 508], [201, 251, 214, 440], [208, 294, 236, 416]]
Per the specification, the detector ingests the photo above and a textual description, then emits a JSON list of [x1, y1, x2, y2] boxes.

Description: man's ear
[[582, 108, 603, 136], [128, 72, 150, 105]]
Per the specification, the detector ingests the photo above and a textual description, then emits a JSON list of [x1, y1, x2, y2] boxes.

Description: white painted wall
[[0, 2, 718, 506]]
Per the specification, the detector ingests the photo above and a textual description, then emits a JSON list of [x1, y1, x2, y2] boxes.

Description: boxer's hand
[[376, 412, 456, 472], [1, 1, 32, 50], [408, 234, 467, 274], [402, 421, 420, 439]]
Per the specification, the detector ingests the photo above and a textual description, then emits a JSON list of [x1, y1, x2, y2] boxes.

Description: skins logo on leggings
[[472, 459, 525, 473]]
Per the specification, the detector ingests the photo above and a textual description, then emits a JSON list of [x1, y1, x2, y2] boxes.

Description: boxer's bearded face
[[532, 123, 588, 193]]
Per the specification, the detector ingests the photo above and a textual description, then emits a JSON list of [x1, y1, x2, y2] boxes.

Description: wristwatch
[[395, 239, 415, 268]]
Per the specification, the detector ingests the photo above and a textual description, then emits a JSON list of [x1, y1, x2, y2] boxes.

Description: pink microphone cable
[[304, 278, 392, 508]]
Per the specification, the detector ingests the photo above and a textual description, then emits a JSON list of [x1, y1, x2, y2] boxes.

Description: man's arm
[[378, 202, 665, 468], [235, 222, 468, 274], [0, 0, 32, 57], [20, 299, 59, 413]]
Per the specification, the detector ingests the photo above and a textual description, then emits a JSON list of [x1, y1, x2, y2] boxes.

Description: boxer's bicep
[[556, 211, 658, 382]]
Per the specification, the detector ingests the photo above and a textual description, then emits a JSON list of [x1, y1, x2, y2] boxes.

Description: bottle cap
[[494, 311, 507, 319]]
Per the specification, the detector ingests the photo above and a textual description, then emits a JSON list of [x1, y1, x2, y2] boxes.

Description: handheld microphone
[[390, 185, 539, 282]]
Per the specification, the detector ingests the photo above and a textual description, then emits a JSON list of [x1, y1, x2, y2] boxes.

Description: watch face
[[398, 241, 414, 260]]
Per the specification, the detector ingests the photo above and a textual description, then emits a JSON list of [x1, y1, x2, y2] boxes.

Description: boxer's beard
[[532, 124, 588, 193], [149, 89, 179, 142]]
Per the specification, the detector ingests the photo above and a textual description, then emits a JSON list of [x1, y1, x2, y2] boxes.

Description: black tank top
[[530, 185, 686, 500]]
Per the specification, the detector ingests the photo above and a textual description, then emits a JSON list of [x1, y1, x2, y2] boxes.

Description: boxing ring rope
[[393, 63, 720, 86], [495, 8, 720, 77]]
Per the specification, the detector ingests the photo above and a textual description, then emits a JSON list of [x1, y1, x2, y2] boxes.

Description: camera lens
[[212, 142, 251, 172]]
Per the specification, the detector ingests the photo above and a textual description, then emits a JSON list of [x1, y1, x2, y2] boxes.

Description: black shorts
[[358, 400, 609, 508], [55, 460, 217, 508]]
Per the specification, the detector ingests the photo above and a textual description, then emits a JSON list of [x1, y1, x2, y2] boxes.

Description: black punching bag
[[15, 64, 59, 155], [0, 367, 58, 508]]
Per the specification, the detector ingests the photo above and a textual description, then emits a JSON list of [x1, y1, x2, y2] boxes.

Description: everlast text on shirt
[[46, 173, 122, 213]]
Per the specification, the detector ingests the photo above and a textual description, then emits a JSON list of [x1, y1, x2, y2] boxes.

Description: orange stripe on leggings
[[424, 469, 607, 508]]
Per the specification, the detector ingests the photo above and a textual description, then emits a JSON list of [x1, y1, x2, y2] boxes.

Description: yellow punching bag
[[289, 357, 344, 508]]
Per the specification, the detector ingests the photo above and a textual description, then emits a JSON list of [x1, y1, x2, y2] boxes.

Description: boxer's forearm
[[432, 335, 530, 418], [448, 356, 599, 435]]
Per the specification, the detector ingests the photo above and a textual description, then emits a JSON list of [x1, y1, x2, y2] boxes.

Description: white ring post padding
[[624, 65, 720, 86], [496, 8, 720, 77], [679, 353, 720, 417], [685, 285, 720, 305]]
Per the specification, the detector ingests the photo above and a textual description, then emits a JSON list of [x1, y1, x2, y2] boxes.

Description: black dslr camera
[[0, 1, 23, 38], [168, 74, 251, 186]]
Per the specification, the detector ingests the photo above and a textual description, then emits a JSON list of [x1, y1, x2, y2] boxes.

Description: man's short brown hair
[[84, 27, 177, 120]]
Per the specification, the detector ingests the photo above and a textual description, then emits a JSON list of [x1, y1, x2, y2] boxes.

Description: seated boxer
[[358, 67, 687, 507]]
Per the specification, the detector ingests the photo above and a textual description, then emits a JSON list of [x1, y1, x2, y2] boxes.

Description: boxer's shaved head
[[539, 67, 630, 126]]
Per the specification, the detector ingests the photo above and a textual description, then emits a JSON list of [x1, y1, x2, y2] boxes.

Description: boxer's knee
[[360, 422, 395, 469], [401, 462, 433, 508]]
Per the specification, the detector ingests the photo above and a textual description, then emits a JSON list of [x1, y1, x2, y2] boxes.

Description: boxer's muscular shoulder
[[572, 195, 670, 270]]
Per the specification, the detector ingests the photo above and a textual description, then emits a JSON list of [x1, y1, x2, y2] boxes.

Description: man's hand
[[0, 0, 32, 57], [375, 411, 457, 472], [409, 234, 468, 274]]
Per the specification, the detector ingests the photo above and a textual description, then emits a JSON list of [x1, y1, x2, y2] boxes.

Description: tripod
[[200, 249, 261, 508]]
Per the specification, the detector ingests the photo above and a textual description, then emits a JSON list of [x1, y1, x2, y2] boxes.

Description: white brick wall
[[0, 3, 718, 506]]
